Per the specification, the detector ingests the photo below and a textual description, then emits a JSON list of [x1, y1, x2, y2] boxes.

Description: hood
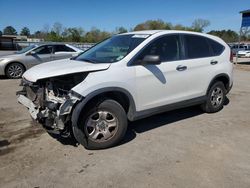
[[23, 59, 111, 82], [1, 53, 23, 59]]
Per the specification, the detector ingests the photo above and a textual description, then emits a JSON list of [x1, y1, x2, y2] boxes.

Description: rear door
[[180, 34, 224, 98], [52, 45, 76, 60]]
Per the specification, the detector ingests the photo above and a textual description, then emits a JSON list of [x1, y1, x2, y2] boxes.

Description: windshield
[[75, 34, 149, 63], [16, 45, 37, 54]]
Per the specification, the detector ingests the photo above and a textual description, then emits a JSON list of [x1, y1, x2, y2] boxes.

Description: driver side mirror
[[142, 55, 161, 65], [27, 51, 36, 56]]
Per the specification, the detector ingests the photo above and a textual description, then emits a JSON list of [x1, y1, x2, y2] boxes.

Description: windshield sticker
[[116, 55, 124, 61], [132, 34, 150, 38]]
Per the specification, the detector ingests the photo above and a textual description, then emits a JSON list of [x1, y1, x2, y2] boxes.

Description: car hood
[[23, 59, 111, 82], [1, 53, 23, 59]]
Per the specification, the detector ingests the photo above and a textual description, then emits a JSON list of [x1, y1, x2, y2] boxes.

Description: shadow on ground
[[45, 97, 230, 148]]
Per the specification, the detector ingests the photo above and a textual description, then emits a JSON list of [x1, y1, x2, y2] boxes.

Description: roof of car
[[119, 30, 163, 35], [120, 30, 208, 36]]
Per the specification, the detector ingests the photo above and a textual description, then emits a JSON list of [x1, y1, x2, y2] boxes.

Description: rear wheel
[[6, 63, 25, 79], [73, 99, 127, 150], [201, 81, 226, 113]]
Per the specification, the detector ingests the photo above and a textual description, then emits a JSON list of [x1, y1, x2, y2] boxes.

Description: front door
[[133, 34, 191, 111], [26, 45, 53, 68]]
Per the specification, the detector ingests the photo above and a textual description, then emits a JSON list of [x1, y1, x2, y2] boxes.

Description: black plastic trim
[[130, 96, 207, 121]]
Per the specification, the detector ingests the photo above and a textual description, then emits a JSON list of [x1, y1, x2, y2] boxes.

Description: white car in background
[[237, 50, 250, 58], [0, 44, 83, 79]]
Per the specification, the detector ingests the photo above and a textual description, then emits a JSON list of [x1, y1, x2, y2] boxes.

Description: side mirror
[[142, 55, 161, 65], [28, 51, 36, 56]]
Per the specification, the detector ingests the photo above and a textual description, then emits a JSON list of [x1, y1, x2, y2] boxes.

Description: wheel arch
[[207, 73, 230, 94], [71, 87, 136, 146], [4, 61, 26, 74], [72, 87, 136, 125]]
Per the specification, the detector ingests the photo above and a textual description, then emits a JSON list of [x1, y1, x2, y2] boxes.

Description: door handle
[[176, 65, 187, 71], [210, 60, 218, 65]]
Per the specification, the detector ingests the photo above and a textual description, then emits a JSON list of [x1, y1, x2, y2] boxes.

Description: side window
[[207, 39, 224, 56], [184, 35, 211, 59], [136, 35, 181, 62], [54, 45, 76, 52], [34, 46, 52, 54]]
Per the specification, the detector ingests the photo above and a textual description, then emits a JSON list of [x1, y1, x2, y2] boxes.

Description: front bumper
[[17, 94, 39, 119], [17, 83, 81, 130]]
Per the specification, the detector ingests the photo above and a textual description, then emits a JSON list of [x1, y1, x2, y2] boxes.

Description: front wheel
[[201, 81, 226, 113], [6, 63, 25, 79], [73, 99, 127, 150]]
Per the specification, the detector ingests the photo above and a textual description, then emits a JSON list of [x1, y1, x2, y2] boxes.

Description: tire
[[73, 99, 127, 150], [201, 81, 226, 113], [6, 63, 25, 79]]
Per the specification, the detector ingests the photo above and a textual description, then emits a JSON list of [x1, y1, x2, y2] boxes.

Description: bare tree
[[192, 19, 210, 32], [52, 22, 63, 35]]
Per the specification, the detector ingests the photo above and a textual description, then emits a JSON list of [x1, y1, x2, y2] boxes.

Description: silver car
[[0, 44, 83, 79]]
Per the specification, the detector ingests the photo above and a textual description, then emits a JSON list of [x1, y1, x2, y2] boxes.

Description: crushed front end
[[17, 73, 86, 136]]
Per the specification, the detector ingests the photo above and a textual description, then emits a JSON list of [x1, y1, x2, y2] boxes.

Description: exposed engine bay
[[17, 73, 87, 136]]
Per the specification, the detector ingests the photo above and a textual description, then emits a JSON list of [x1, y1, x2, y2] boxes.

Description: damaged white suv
[[17, 30, 233, 149]]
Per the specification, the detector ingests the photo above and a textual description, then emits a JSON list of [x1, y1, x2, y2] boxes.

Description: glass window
[[207, 39, 224, 56], [75, 34, 148, 63], [135, 35, 181, 62], [16, 45, 37, 54], [33, 45, 53, 54], [54, 45, 75, 52], [184, 35, 211, 59]]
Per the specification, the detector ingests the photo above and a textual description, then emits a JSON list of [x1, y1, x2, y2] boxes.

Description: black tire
[[72, 99, 127, 150], [201, 81, 226, 113], [6, 63, 25, 79]]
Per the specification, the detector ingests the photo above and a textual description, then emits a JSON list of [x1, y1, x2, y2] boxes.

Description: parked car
[[237, 50, 250, 58], [0, 44, 83, 79], [230, 44, 250, 55], [17, 30, 233, 149]]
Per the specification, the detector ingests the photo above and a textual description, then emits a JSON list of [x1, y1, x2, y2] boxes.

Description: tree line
[[0, 19, 249, 43]]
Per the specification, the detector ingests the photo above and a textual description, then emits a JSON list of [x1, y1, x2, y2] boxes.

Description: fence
[[0, 40, 95, 51], [17, 41, 95, 51]]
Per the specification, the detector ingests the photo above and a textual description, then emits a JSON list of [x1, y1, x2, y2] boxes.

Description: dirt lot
[[0, 65, 250, 188]]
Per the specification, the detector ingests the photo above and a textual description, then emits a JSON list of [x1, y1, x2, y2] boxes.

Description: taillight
[[230, 50, 233, 62]]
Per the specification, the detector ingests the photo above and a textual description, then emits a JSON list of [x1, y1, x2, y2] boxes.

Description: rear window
[[207, 39, 224, 56], [54, 45, 76, 52], [184, 35, 211, 59]]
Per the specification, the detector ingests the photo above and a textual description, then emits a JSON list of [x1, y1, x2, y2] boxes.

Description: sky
[[0, 0, 249, 34]]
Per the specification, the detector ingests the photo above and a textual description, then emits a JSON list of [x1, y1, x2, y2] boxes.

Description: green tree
[[172, 24, 194, 31], [46, 31, 63, 42], [192, 19, 210, 32], [52, 22, 63, 35], [208, 30, 239, 43], [67, 27, 84, 42], [3, 26, 17, 35], [134, 19, 171, 31], [115, 27, 128, 34], [0, 30, 2, 36], [20, 27, 30, 36], [84, 28, 111, 43]]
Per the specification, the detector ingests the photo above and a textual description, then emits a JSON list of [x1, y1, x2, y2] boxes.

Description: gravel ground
[[0, 65, 250, 188]]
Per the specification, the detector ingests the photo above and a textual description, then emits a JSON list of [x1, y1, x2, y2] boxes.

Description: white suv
[[17, 30, 233, 149]]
